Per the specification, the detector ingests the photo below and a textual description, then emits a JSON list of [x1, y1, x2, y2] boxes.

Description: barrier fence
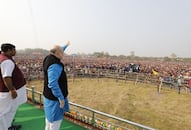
[[26, 70, 189, 130], [27, 87, 155, 130], [67, 69, 190, 94]]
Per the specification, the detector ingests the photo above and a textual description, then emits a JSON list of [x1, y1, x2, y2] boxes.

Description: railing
[[67, 70, 186, 92], [26, 87, 155, 130], [67, 70, 163, 85]]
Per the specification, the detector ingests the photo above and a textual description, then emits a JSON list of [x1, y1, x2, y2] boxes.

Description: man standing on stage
[[0, 43, 27, 130]]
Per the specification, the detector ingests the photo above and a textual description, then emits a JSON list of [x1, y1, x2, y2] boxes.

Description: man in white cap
[[43, 41, 70, 130]]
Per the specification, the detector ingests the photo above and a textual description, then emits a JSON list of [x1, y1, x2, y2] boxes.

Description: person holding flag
[[152, 69, 159, 76]]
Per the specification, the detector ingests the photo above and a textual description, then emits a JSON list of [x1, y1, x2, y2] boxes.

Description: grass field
[[28, 78, 191, 130]]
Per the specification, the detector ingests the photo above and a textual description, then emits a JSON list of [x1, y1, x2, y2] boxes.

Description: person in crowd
[[0, 43, 27, 130], [177, 74, 183, 94], [188, 78, 191, 93], [43, 42, 70, 130]]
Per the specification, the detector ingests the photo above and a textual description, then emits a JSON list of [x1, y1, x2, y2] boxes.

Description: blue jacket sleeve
[[47, 64, 64, 101]]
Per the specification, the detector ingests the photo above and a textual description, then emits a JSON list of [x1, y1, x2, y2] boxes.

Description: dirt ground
[[28, 78, 191, 130]]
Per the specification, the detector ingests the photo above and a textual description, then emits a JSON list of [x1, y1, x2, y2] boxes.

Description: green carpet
[[14, 103, 85, 130]]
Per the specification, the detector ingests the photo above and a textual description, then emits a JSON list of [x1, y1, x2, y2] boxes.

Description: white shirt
[[0, 59, 15, 78]]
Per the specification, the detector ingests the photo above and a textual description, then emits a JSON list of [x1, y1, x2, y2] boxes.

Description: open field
[[28, 78, 191, 130]]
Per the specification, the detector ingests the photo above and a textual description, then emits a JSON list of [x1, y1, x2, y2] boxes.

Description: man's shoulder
[[1, 59, 14, 64]]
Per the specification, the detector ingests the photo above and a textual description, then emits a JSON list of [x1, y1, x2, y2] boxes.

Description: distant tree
[[129, 51, 135, 60], [118, 55, 126, 59], [170, 53, 177, 59], [17, 48, 49, 55], [92, 51, 110, 58], [130, 51, 135, 57], [163, 56, 171, 61], [104, 52, 110, 57]]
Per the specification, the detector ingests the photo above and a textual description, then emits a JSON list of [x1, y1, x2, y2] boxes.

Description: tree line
[[17, 48, 191, 62]]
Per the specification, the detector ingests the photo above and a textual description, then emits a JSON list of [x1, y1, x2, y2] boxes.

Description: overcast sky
[[0, 0, 191, 57]]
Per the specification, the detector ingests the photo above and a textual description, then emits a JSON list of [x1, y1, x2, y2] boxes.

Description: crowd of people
[[2, 48, 187, 130], [14, 53, 191, 88]]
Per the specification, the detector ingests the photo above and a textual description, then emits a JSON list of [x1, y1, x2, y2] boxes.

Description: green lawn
[[14, 103, 85, 130]]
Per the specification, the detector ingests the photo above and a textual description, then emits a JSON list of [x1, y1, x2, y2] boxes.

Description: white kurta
[[0, 59, 27, 130]]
